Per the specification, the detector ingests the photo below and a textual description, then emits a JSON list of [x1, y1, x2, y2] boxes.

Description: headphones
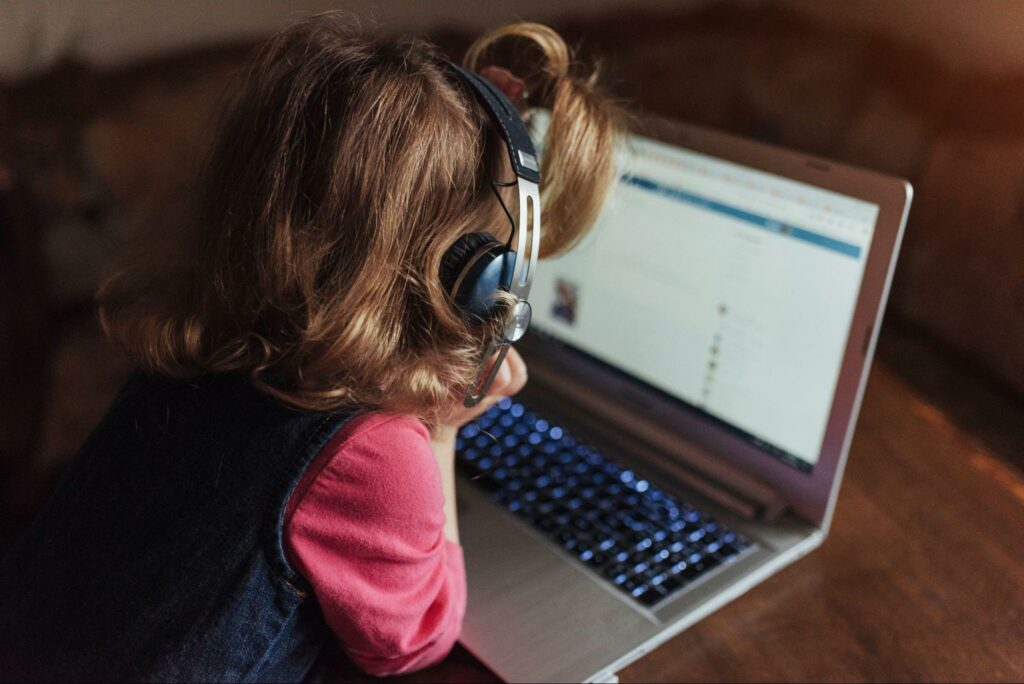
[[440, 63, 542, 407]]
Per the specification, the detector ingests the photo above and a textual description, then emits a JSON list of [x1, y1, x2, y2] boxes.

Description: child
[[0, 14, 620, 682]]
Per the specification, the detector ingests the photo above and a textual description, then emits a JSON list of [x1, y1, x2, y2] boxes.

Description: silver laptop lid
[[524, 115, 911, 529]]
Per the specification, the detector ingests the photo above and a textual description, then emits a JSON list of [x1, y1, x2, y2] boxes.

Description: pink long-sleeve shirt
[[283, 412, 466, 676]]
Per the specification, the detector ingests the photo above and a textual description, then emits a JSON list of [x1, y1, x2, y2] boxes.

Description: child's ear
[[478, 66, 528, 104]]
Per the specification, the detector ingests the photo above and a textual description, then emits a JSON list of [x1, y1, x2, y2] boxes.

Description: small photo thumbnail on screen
[[552, 277, 579, 325]]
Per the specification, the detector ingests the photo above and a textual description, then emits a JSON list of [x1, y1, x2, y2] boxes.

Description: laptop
[[454, 115, 913, 683]]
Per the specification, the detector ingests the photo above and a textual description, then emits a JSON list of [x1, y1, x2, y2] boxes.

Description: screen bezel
[[523, 116, 911, 529]]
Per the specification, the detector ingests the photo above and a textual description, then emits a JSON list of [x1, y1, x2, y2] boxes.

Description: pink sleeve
[[284, 412, 467, 677]]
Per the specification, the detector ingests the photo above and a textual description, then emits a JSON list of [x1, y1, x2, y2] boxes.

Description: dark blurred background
[[2, 0, 1023, 549]]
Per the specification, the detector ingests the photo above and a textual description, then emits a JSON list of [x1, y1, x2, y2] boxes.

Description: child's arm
[[284, 413, 467, 676], [430, 346, 530, 545], [429, 427, 461, 544], [283, 350, 527, 675]]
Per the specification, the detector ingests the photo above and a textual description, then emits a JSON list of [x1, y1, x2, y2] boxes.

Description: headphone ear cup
[[440, 232, 513, 320], [439, 232, 497, 294]]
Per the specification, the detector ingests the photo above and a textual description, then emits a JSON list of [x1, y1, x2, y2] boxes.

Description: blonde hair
[[97, 14, 623, 423]]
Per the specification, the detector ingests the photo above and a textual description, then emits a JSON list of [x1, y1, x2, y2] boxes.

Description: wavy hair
[[97, 14, 623, 423]]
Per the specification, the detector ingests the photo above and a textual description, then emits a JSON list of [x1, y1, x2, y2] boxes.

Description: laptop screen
[[528, 135, 880, 472]]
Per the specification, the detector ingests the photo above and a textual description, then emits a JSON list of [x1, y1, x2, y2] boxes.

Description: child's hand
[[479, 66, 528, 107], [432, 346, 528, 441]]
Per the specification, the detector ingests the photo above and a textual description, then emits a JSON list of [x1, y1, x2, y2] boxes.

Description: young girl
[[0, 14, 620, 682]]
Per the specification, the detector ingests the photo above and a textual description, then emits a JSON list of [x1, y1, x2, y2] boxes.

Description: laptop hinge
[[523, 363, 788, 522]]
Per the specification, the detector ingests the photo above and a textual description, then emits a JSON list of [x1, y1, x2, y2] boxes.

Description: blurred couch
[[1, 2, 1022, 488]]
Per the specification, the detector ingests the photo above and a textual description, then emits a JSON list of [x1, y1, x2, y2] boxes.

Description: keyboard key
[[604, 562, 628, 578], [661, 576, 683, 593], [639, 583, 670, 607]]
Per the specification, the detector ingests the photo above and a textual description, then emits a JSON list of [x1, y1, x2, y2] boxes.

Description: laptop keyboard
[[456, 398, 754, 608]]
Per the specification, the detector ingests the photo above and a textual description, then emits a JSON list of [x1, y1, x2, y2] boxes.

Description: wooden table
[[327, 364, 1024, 682]]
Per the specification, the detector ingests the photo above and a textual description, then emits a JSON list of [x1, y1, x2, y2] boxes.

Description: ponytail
[[464, 23, 624, 257]]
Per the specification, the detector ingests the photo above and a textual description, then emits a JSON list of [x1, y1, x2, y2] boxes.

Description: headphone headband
[[446, 63, 541, 185], [444, 62, 543, 406]]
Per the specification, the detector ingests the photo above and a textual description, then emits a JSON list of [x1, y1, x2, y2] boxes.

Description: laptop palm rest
[[456, 478, 661, 684]]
